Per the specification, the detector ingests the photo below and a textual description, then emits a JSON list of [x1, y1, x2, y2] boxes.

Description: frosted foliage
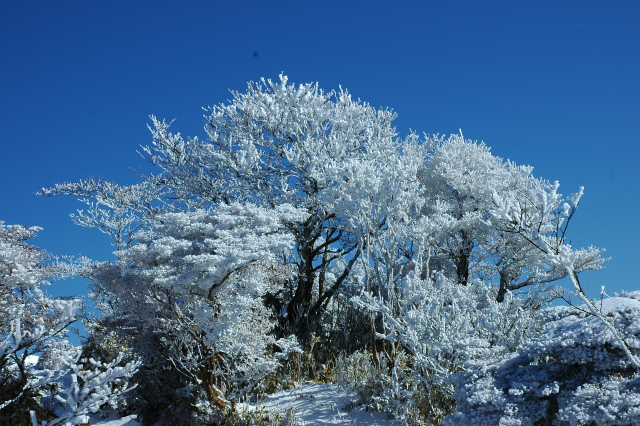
[[36, 340, 78, 371], [0, 221, 50, 290], [556, 378, 640, 425], [446, 293, 640, 426], [36, 75, 623, 422], [202, 74, 399, 206], [143, 75, 420, 326], [489, 177, 607, 281], [43, 74, 417, 330], [423, 133, 513, 206], [39, 178, 161, 250], [91, 203, 304, 407], [1, 220, 81, 414], [119, 202, 306, 298], [355, 274, 538, 387], [143, 73, 400, 210], [491, 177, 637, 369], [41, 77, 607, 314]]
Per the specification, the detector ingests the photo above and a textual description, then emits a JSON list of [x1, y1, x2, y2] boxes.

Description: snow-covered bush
[[357, 273, 540, 378], [353, 273, 541, 424], [334, 349, 426, 424], [446, 291, 640, 426], [89, 203, 305, 421], [0, 220, 139, 426], [32, 352, 141, 426]]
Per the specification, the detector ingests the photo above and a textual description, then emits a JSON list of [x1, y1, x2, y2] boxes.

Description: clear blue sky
[[1, 1, 638, 300]]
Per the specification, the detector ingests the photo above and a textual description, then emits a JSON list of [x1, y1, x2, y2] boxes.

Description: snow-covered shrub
[[356, 273, 540, 384], [191, 404, 301, 426], [0, 220, 139, 426], [446, 291, 640, 426], [335, 349, 434, 425], [353, 273, 541, 424], [335, 350, 394, 408], [89, 203, 305, 421], [32, 352, 141, 426]]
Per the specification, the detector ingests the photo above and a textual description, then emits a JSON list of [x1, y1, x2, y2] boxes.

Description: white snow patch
[[90, 413, 140, 426], [89, 383, 397, 425], [598, 296, 640, 314], [25, 354, 39, 367], [245, 383, 399, 425]]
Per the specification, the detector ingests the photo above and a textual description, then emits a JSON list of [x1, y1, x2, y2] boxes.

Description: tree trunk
[[199, 357, 228, 410], [287, 218, 318, 339], [496, 270, 509, 302], [456, 230, 473, 286]]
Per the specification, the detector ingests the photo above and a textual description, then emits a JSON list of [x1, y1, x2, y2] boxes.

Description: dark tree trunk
[[286, 217, 320, 340], [456, 230, 473, 286], [496, 270, 509, 302]]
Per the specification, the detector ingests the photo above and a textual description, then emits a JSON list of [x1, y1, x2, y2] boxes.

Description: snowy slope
[[90, 413, 140, 426], [245, 383, 398, 425], [90, 383, 398, 425]]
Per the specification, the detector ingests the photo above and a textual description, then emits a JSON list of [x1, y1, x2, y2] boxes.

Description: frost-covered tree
[[42, 78, 607, 341], [419, 133, 606, 302], [348, 133, 612, 424], [1, 220, 77, 423], [0, 220, 139, 426], [446, 292, 640, 426], [419, 134, 508, 286], [42, 75, 412, 337], [89, 203, 304, 419], [491, 181, 637, 369], [146, 74, 420, 335]]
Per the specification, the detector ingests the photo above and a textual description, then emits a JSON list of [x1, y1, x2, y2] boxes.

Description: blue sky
[[1, 1, 638, 300]]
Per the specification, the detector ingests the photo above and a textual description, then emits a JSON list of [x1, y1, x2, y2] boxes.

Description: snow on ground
[[245, 383, 399, 425], [89, 412, 140, 426], [89, 383, 398, 425]]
